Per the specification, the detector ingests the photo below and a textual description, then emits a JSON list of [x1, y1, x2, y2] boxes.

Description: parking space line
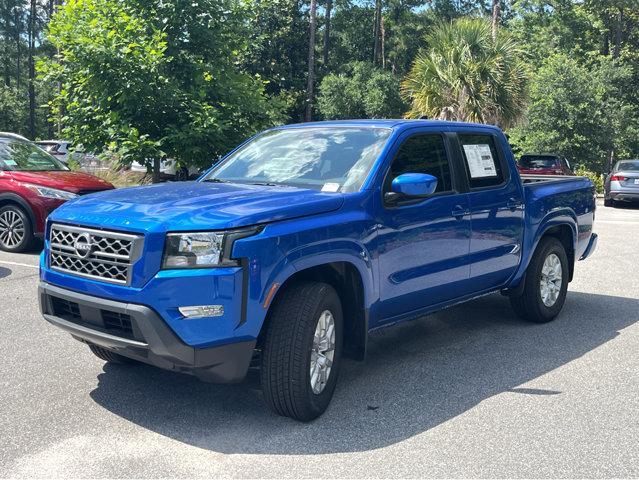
[[0, 260, 39, 269], [595, 220, 639, 225]]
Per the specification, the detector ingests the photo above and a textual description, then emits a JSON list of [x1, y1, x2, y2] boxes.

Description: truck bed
[[520, 174, 582, 184], [520, 174, 596, 263]]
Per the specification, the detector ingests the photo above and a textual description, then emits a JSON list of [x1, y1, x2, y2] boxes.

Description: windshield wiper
[[203, 178, 229, 183], [247, 181, 281, 187]]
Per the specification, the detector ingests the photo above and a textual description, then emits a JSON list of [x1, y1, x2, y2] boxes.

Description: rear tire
[[0, 204, 35, 253], [604, 197, 613, 207], [88, 344, 134, 364], [510, 237, 569, 323], [260, 282, 343, 422]]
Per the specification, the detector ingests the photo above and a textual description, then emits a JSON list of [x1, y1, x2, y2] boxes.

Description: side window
[[458, 134, 505, 189], [384, 134, 452, 194]]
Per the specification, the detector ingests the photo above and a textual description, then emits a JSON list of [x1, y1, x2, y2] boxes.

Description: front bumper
[[39, 282, 255, 383]]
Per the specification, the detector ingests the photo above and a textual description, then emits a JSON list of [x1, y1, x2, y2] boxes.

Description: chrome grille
[[49, 224, 143, 285]]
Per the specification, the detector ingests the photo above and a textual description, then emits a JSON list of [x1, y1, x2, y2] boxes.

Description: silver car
[[604, 159, 639, 207]]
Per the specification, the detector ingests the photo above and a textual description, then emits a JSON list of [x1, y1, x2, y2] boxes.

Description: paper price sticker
[[463, 144, 497, 178]]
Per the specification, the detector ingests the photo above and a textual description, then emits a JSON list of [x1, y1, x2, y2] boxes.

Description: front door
[[376, 131, 471, 321]]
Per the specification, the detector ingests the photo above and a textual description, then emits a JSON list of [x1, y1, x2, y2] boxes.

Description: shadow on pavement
[[609, 202, 639, 210], [0, 266, 11, 279], [89, 291, 638, 454]]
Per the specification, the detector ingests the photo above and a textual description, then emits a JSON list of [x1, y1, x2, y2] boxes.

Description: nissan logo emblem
[[73, 233, 94, 258]]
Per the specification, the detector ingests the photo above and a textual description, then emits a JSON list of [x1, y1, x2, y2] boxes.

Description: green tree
[[243, 0, 308, 122], [327, 4, 375, 69], [0, 84, 26, 132], [43, 0, 283, 181], [317, 61, 405, 119], [402, 17, 528, 127], [508, 54, 618, 173]]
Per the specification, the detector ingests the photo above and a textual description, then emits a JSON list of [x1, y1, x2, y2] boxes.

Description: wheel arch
[[540, 223, 575, 281], [507, 211, 578, 291], [0, 193, 37, 232], [259, 257, 372, 360]]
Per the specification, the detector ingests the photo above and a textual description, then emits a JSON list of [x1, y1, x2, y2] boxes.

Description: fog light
[[178, 305, 224, 318]]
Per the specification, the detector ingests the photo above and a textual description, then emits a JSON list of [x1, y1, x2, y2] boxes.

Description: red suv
[[0, 133, 114, 252], [518, 154, 574, 176]]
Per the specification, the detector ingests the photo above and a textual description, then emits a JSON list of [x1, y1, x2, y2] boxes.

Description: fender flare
[[508, 208, 578, 288], [263, 243, 376, 359]]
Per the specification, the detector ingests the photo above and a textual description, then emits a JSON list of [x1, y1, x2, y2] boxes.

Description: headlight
[[163, 232, 224, 268], [24, 183, 78, 200], [162, 228, 261, 269]]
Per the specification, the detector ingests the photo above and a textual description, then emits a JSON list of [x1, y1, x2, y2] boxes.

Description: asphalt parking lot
[[1, 200, 637, 478]]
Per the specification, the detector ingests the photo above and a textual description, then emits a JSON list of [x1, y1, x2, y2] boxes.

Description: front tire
[[510, 237, 569, 323], [0, 204, 35, 253], [260, 282, 343, 422]]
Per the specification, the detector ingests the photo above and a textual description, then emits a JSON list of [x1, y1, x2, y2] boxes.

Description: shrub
[[575, 166, 604, 194]]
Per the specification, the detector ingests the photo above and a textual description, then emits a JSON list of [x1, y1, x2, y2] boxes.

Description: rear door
[[455, 131, 524, 292], [376, 129, 472, 320]]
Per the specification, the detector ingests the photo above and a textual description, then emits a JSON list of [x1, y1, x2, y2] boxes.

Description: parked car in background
[[518, 154, 574, 176], [604, 159, 639, 207], [36, 140, 74, 165], [36, 140, 99, 169], [130, 159, 201, 181], [39, 120, 597, 421], [0, 133, 114, 252]]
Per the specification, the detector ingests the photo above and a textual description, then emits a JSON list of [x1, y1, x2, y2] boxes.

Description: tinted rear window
[[615, 161, 639, 172], [519, 156, 559, 169], [459, 134, 505, 189]]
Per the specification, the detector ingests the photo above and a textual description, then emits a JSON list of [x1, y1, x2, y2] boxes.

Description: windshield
[[203, 127, 392, 192], [519, 155, 558, 169], [0, 138, 68, 171], [615, 160, 639, 172]]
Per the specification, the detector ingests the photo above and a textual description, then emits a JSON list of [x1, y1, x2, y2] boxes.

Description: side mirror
[[385, 173, 438, 203]]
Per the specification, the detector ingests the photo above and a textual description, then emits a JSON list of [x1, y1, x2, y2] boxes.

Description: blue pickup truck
[[39, 120, 597, 421]]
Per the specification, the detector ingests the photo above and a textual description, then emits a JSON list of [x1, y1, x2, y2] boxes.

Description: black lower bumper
[[609, 191, 639, 202], [39, 282, 255, 383]]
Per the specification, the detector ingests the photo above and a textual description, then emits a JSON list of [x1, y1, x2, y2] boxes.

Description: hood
[[50, 181, 344, 232], [9, 170, 114, 192]]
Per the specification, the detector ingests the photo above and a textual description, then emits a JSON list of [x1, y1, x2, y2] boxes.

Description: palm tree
[[491, 0, 501, 39], [402, 17, 528, 128]]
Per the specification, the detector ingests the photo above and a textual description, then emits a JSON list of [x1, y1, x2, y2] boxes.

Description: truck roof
[[277, 119, 503, 132]]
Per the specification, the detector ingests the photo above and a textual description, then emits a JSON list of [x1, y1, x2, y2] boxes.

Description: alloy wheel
[[310, 310, 336, 395], [540, 253, 562, 307], [0, 210, 25, 249]]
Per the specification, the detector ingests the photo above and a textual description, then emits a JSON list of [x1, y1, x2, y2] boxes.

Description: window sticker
[[321, 182, 341, 192], [463, 144, 497, 178]]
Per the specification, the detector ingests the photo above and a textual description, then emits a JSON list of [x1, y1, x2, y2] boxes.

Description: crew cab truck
[[39, 120, 597, 421]]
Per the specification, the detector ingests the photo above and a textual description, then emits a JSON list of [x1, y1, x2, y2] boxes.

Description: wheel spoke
[[540, 253, 563, 307], [310, 309, 336, 394]]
